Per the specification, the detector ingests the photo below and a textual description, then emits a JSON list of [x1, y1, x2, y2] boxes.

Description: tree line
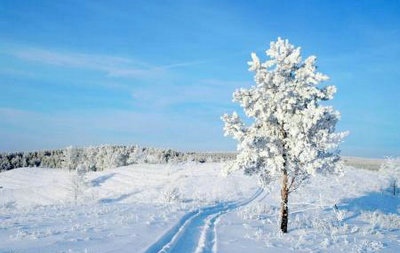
[[0, 145, 236, 172]]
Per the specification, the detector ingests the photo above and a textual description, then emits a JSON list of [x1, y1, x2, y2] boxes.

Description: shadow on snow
[[91, 173, 116, 187], [338, 187, 400, 220]]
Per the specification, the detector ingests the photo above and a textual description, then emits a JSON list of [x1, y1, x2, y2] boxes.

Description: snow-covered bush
[[222, 38, 347, 233], [380, 156, 400, 195], [360, 211, 400, 231], [70, 164, 88, 204], [161, 187, 181, 203], [239, 202, 278, 221], [354, 240, 384, 253]]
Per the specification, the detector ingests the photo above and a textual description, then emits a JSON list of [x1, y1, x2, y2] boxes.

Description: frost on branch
[[222, 37, 348, 189]]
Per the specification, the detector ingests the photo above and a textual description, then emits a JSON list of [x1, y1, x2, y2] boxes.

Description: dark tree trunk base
[[280, 169, 289, 233]]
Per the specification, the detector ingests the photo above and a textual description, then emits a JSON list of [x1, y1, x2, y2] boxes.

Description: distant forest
[[0, 145, 236, 172]]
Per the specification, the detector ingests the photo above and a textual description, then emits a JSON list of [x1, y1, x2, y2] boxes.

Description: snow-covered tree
[[62, 146, 81, 171], [222, 38, 348, 233], [381, 157, 400, 195]]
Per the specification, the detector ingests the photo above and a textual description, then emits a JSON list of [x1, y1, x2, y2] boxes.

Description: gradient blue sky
[[0, 0, 399, 157]]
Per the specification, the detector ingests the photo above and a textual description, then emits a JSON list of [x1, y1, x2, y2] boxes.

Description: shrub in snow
[[222, 38, 347, 233], [161, 187, 180, 203], [360, 211, 400, 231], [70, 164, 88, 204], [380, 156, 400, 195], [333, 205, 346, 225], [239, 202, 278, 222], [354, 240, 384, 253]]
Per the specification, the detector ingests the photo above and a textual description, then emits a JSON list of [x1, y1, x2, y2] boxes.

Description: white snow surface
[[1, 163, 399, 252]]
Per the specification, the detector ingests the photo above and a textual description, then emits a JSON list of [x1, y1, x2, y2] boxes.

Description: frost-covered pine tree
[[222, 38, 348, 233]]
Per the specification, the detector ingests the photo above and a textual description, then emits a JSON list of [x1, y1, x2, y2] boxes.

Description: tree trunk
[[280, 124, 290, 233], [280, 168, 289, 233]]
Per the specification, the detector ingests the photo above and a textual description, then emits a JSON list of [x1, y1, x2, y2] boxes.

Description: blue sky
[[0, 0, 399, 157]]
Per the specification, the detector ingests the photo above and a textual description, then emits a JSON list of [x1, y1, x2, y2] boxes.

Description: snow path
[[144, 188, 263, 253]]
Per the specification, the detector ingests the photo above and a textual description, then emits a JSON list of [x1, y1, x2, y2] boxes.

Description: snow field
[[0, 163, 256, 252], [0, 163, 399, 252], [217, 167, 400, 252]]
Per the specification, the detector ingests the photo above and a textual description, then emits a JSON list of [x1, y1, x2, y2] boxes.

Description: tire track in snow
[[144, 188, 263, 253]]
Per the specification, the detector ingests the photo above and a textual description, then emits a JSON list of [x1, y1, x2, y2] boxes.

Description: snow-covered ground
[[0, 162, 399, 252]]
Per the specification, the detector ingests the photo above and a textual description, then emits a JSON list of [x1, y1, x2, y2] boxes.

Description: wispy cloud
[[7, 47, 208, 79], [10, 47, 159, 79]]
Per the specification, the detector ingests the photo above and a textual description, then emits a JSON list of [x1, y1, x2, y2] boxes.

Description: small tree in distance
[[381, 157, 400, 195], [222, 38, 348, 233]]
